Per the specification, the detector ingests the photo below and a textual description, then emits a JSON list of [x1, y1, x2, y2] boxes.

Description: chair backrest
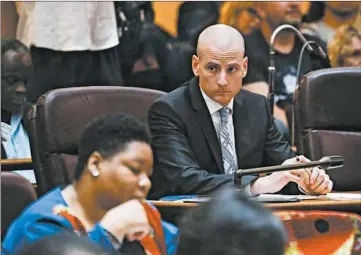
[[294, 67, 361, 191], [1, 172, 37, 238], [28, 86, 166, 194], [275, 210, 361, 255]]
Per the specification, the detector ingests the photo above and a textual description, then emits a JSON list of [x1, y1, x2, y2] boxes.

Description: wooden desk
[[150, 198, 361, 223], [1, 158, 33, 171], [150, 199, 361, 212]]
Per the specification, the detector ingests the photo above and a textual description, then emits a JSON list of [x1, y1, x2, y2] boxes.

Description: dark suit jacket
[[148, 78, 296, 199]]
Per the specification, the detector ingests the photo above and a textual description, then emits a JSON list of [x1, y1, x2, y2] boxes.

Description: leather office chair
[[27, 86, 166, 194], [275, 210, 361, 255], [1, 172, 37, 239], [294, 67, 361, 191]]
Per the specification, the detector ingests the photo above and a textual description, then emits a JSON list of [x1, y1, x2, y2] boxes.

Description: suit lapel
[[188, 78, 224, 173], [233, 92, 253, 169]]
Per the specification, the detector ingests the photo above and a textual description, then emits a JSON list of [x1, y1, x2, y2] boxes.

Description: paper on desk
[[255, 194, 322, 202], [325, 193, 361, 201]]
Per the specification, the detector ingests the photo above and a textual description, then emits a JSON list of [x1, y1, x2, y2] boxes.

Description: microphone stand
[[268, 24, 315, 115], [291, 40, 318, 147]]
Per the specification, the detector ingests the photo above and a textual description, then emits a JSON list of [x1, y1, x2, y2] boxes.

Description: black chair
[[294, 67, 361, 191], [1, 172, 37, 238], [27, 86, 165, 194]]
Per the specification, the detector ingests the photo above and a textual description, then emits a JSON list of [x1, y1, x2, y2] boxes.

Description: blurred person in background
[[2, 114, 178, 255], [16, 232, 110, 255], [15, 2, 123, 103], [242, 2, 328, 129], [177, 187, 287, 255], [302, 1, 360, 44], [219, 2, 261, 35], [177, 1, 220, 49], [328, 24, 361, 67], [1, 39, 36, 183]]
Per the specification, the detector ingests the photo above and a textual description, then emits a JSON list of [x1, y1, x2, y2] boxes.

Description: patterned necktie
[[219, 107, 236, 175]]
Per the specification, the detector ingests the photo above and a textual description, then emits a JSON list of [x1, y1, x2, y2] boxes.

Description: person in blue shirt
[[1, 39, 33, 161], [1, 39, 36, 183], [2, 114, 178, 255]]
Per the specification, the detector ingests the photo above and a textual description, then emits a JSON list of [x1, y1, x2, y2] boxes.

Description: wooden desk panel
[[1, 158, 33, 171], [150, 199, 361, 214]]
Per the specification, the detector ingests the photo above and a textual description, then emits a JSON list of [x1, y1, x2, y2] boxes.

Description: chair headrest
[[295, 67, 361, 130], [35, 86, 165, 154]]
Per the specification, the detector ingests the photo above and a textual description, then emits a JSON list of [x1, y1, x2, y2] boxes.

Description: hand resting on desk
[[250, 155, 333, 196]]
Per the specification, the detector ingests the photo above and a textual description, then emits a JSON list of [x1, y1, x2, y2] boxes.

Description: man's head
[[329, 25, 361, 67], [74, 114, 153, 209], [1, 40, 32, 112], [257, 2, 304, 28], [177, 187, 287, 255], [192, 24, 248, 106], [325, 1, 360, 18]]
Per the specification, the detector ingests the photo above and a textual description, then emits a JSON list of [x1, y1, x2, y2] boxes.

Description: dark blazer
[[148, 78, 296, 199]]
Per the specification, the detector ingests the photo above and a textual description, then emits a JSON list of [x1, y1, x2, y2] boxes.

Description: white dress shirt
[[200, 89, 253, 195], [16, 2, 119, 51]]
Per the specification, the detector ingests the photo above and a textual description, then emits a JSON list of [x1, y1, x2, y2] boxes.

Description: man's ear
[[242, 56, 248, 78], [192, 55, 200, 77], [87, 151, 103, 177]]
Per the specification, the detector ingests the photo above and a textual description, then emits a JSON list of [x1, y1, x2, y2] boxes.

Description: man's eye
[[207, 65, 217, 72], [227, 67, 237, 73]]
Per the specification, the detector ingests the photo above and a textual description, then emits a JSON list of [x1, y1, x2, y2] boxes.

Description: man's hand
[[250, 155, 333, 195], [295, 156, 333, 195], [100, 199, 150, 242]]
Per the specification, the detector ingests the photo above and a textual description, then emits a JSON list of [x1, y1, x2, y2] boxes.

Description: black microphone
[[234, 156, 344, 186]]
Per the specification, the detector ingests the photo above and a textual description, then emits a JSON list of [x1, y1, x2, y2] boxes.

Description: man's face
[[260, 2, 303, 28], [326, 2, 360, 14], [1, 50, 32, 112], [192, 46, 248, 106]]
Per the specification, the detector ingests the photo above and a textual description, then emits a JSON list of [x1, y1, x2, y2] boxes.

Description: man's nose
[[217, 70, 228, 87]]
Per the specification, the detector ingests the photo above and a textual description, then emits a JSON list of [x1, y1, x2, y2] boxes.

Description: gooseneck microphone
[[234, 156, 344, 186], [268, 24, 329, 114]]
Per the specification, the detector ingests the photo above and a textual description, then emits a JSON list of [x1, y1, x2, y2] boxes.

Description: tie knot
[[219, 107, 230, 123]]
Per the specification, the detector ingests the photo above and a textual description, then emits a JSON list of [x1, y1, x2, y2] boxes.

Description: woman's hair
[[74, 114, 151, 181], [328, 24, 361, 67], [177, 187, 288, 255], [219, 2, 257, 29], [15, 232, 110, 255]]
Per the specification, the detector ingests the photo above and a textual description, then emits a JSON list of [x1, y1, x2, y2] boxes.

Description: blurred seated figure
[[177, 187, 287, 255], [16, 232, 110, 255], [328, 24, 361, 67], [302, 1, 360, 44], [115, 1, 191, 93], [219, 2, 261, 35], [1, 39, 32, 160], [177, 1, 220, 49], [242, 1, 328, 129], [2, 114, 178, 255], [1, 39, 36, 183]]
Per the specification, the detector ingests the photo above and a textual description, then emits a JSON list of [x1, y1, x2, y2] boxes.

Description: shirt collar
[[200, 87, 234, 115]]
